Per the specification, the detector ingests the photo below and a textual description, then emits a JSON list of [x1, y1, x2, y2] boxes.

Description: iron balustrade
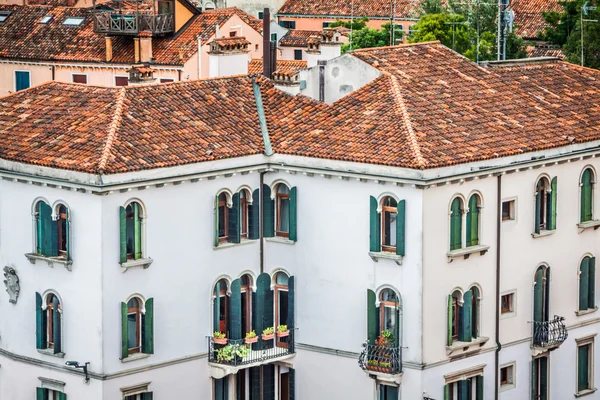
[[208, 330, 295, 367], [93, 11, 174, 35], [532, 315, 568, 348], [358, 341, 402, 374]]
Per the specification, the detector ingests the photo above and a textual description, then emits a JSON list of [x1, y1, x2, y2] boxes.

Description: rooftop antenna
[[497, 0, 509, 60], [581, 1, 598, 67]]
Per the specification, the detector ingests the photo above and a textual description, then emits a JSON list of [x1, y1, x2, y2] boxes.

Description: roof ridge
[[98, 87, 126, 173], [351, 40, 441, 54], [389, 75, 426, 169]]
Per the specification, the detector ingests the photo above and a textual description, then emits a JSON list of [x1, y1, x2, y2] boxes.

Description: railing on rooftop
[[532, 315, 568, 348], [358, 341, 402, 375], [93, 9, 174, 35], [207, 330, 295, 368]]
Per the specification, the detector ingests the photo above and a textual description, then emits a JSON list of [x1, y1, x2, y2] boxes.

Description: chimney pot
[[105, 36, 113, 62]]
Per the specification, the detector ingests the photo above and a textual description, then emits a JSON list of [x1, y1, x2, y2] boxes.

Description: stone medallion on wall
[[3, 266, 19, 304]]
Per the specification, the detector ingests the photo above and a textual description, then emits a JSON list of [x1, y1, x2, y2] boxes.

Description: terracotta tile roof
[[526, 44, 565, 59], [277, 0, 419, 19], [511, 0, 562, 39], [0, 5, 260, 65], [279, 29, 320, 47], [248, 58, 307, 75]]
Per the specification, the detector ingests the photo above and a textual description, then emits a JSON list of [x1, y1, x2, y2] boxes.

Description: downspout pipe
[[260, 170, 264, 274], [495, 174, 502, 400]]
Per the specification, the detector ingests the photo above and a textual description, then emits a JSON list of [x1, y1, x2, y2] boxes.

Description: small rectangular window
[[229, 31, 236, 37], [500, 364, 514, 388], [322, 21, 332, 28], [502, 200, 515, 221], [15, 71, 30, 92], [115, 76, 129, 87], [72, 74, 87, 84], [294, 49, 302, 60], [0, 11, 11, 23], [63, 17, 85, 26], [39, 15, 53, 24], [577, 339, 594, 394], [258, 11, 264, 20], [270, 33, 277, 41], [501, 292, 515, 316], [280, 20, 295, 29], [160, 78, 174, 83]]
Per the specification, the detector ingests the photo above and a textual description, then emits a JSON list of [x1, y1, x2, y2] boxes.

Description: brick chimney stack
[[105, 36, 113, 62], [139, 31, 153, 63]]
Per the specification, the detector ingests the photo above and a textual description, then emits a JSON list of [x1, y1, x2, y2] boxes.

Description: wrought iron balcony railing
[[532, 315, 568, 348], [358, 342, 402, 375], [208, 330, 295, 368], [93, 11, 174, 35]]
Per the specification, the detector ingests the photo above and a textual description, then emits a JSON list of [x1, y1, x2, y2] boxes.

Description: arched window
[[35, 291, 63, 354], [534, 177, 557, 233], [449, 290, 461, 344], [379, 289, 400, 347], [533, 266, 550, 324], [276, 184, 290, 237], [120, 295, 154, 359], [274, 272, 289, 347], [127, 297, 143, 355], [469, 286, 480, 339], [57, 205, 68, 257], [119, 201, 145, 263], [581, 168, 594, 223], [213, 279, 230, 335], [240, 190, 250, 239], [34, 201, 70, 260], [579, 256, 596, 312], [240, 274, 253, 337], [450, 198, 463, 251], [447, 287, 479, 345], [466, 195, 481, 247], [381, 197, 398, 253], [217, 193, 229, 243]]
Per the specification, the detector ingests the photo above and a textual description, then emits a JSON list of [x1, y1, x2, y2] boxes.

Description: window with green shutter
[[35, 201, 64, 258], [124, 393, 153, 400], [531, 356, 549, 400], [466, 195, 480, 247], [535, 177, 556, 233], [37, 388, 66, 400], [122, 202, 143, 260], [577, 342, 593, 393], [36, 292, 63, 354], [228, 193, 241, 244], [581, 168, 594, 223], [274, 183, 295, 239], [121, 295, 153, 359], [369, 196, 381, 252], [263, 184, 275, 237], [450, 197, 463, 250], [443, 377, 482, 400], [249, 189, 260, 240]]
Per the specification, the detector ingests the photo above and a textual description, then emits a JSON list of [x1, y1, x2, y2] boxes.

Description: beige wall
[[174, 0, 194, 33], [0, 63, 52, 96]]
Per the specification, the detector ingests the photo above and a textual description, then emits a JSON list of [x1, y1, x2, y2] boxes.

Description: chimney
[[134, 37, 140, 64], [318, 60, 326, 102], [270, 41, 277, 77], [139, 31, 153, 63], [262, 8, 271, 78], [105, 36, 113, 62], [208, 37, 251, 78]]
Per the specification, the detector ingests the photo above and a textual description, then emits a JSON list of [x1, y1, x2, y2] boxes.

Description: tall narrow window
[[218, 193, 229, 242], [57, 205, 68, 257], [240, 274, 252, 337], [450, 198, 463, 250], [444, 375, 483, 400], [466, 194, 480, 247], [379, 289, 400, 347], [581, 168, 594, 223], [533, 266, 551, 347], [379, 384, 399, 400], [381, 197, 397, 253], [125, 202, 142, 260], [470, 287, 480, 339], [15, 70, 30, 91], [447, 288, 477, 345], [450, 291, 461, 343], [46, 293, 59, 349], [579, 256, 596, 312], [127, 297, 142, 355], [276, 185, 290, 237], [240, 190, 249, 239], [214, 279, 229, 335], [531, 356, 549, 400], [33, 201, 70, 260], [121, 295, 154, 359], [35, 291, 62, 354], [535, 176, 556, 233], [577, 340, 594, 394], [275, 272, 289, 348], [124, 392, 153, 400]]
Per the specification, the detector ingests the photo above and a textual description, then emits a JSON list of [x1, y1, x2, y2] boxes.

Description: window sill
[[37, 348, 65, 358], [120, 258, 153, 273], [446, 336, 489, 357], [499, 384, 515, 393], [265, 237, 295, 245], [25, 253, 73, 271], [213, 239, 256, 250], [121, 353, 151, 363], [446, 245, 490, 262], [575, 388, 597, 398], [578, 220, 600, 232], [368, 251, 402, 266], [531, 230, 555, 238], [575, 307, 598, 317]]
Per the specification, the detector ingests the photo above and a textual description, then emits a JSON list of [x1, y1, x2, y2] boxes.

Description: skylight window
[[0, 11, 11, 23], [40, 15, 53, 24], [63, 17, 84, 26]]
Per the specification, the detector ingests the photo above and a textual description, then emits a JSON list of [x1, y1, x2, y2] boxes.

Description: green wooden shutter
[[133, 203, 141, 259], [119, 206, 127, 263], [215, 377, 225, 400], [289, 367, 295, 400], [256, 273, 270, 348], [466, 196, 479, 247], [444, 384, 450, 400], [578, 344, 590, 391], [396, 200, 406, 256], [121, 302, 128, 359], [544, 268, 551, 321], [141, 393, 152, 400], [581, 169, 593, 222], [36, 388, 48, 400], [251, 291, 257, 350], [367, 289, 377, 345], [36, 205, 43, 254], [534, 269, 543, 322], [531, 360, 537, 400], [580, 257, 590, 311], [142, 297, 154, 354], [459, 291, 472, 342], [58, 392, 67, 400], [549, 177, 557, 230], [369, 196, 380, 252], [264, 364, 275, 400], [289, 186, 297, 241], [535, 182, 542, 234], [540, 357, 548, 400], [288, 276, 295, 343], [447, 295, 453, 346], [40, 202, 53, 256], [214, 281, 221, 333], [250, 367, 260, 400], [229, 193, 241, 244], [50, 219, 59, 257], [589, 257, 596, 309], [476, 375, 483, 400], [36, 292, 46, 349], [450, 198, 462, 250], [394, 303, 400, 348], [53, 296, 61, 354], [263, 184, 274, 237], [230, 279, 242, 340], [65, 208, 70, 261], [249, 189, 260, 240], [264, 284, 274, 350], [471, 294, 479, 339], [214, 195, 219, 247], [457, 380, 468, 400]]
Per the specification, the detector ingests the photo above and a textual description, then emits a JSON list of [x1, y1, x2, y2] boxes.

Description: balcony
[[532, 315, 568, 353], [93, 1, 174, 36], [207, 331, 295, 378], [358, 342, 403, 384]]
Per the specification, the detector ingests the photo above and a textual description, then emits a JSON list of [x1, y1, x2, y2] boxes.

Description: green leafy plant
[[216, 344, 250, 362], [375, 331, 395, 347], [277, 325, 288, 333], [367, 359, 379, 366], [213, 331, 226, 339], [262, 327, 274, 335], [245, 330, 257, 339], [380, 361, 391, 369]]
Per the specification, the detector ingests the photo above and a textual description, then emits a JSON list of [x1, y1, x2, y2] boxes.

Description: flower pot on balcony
[[245, 336, 258, 344], [276, 330, 289, 338], [214, 337, 227, 345], [262, 333, 275, 341]]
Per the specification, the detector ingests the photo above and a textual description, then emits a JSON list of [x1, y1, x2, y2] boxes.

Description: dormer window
[[0, 11, 11, 23], [63, 17, 84, 26], [40, 15, 53, 24]]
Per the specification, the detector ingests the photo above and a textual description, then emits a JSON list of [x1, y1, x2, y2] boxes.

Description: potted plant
[[376, 330, 395, 348], [379, 361, 391, 373], [262, 327, 275, 341], [213, 331, 227, 345], [245, 330, 258, 344], [276, 324, 289, 337], [216, 343, 250, 364], [366, 359, 379, 371]]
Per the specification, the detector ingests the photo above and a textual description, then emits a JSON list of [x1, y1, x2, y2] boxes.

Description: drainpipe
[[495, 174, 502, 400], [260, 170, 265, 274]]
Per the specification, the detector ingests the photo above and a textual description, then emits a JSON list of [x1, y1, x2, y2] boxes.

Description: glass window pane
[[127, 313, 137, 349], [277, 185, 289, 195], [280, 198, 289, 232], [276, 273, 289, 286], [218, 205, 226, 237]]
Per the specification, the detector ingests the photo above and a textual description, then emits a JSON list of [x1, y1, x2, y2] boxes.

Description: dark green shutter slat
[[289, 186, 297, 241], [256, 273, 270, 349], [367, 289, 377, 345], [466, 196, 479, 247], [58, 392, 67, 400], [36, 292, 46, 349], [229, 193, 241, 244], [450, 198, 462, 250], [263, 285, 274, 350], [289, 368, 295, 400], [37, 388, 47, 400], [589, 257, 596, 308], [40, 202, 53, 256], [65, 208, 70, 261], [447, 295, 453, 346], [369, 196, 380, 252], [133, 203, 141, 259], [119, 206, 127, 263], [535, 182, 542, 234], [214, 281, 221, 333], [251, 292, 257, 350], [396, 200, 405, 256], [444, 384, 450, 400], [534, 269, 543, 322], [288, 276, 295, 351], [476, 375, 483, 400], [264, 364, 275, 400], [249, 189, 260, 240], [263, 184, 274, 237], [580, 258, 590, 311], [141, 393, 152, 400], [230, 279, 242, 340], [214, 195, 219, 247], [531, 360, 537, 400], [460, 290, 472, 342], [540, 357, 548, 400], [50, 219, 59, 257], [582, 169, 593, 222], [250, 367, 260, 400], [549, 177, 557, 230], [394, 304, 400, 348], [36, 205, 43, 254], [457, 380, 468, 400], [142, 297, 154, 354], [215, 377, 224, 400], [544, 268, 551, 321], [471, 293, 478, 339], [53, 296, 61, 354], [121, 301, 128, 359], [578, 345, 590, 391]]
